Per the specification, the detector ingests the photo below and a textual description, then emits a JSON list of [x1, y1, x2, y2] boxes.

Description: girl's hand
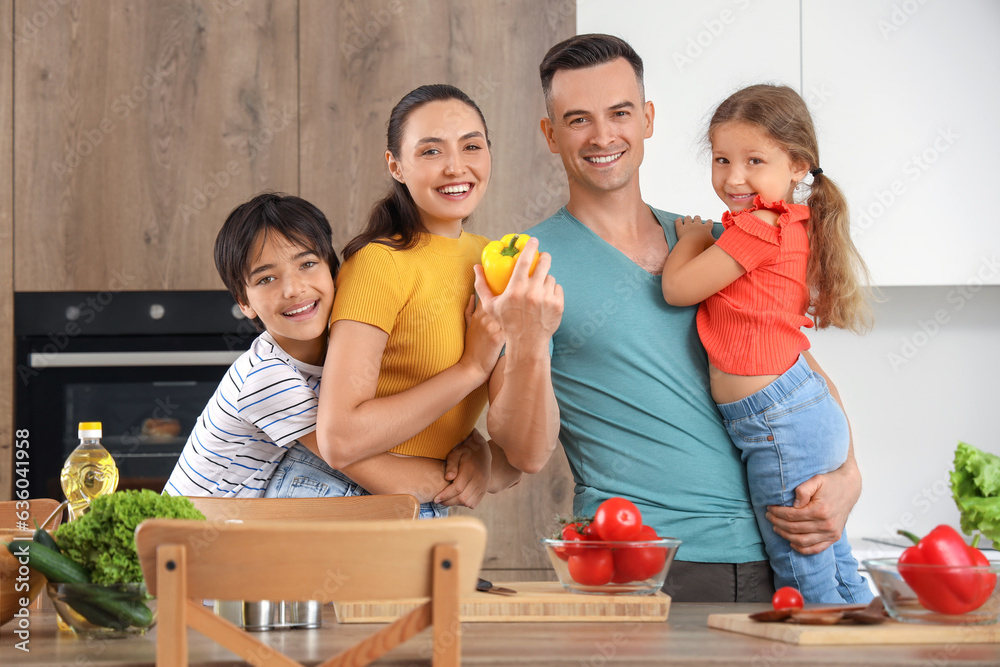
[[436, 429, 492, 508], [458, 294, 505, 381], [675, 215, 715, 245]]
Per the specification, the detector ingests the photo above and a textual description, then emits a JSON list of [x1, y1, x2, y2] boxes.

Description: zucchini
[[60, 582, 155, 629], [32, 527, 62, 554], [63, 598, 132, 631], [7, 540, 91, 584]]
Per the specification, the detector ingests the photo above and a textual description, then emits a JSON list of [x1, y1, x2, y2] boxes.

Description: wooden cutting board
[[708, 613, 1000, 645], [334, 581, 670, 623]]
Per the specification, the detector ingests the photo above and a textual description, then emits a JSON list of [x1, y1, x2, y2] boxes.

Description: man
[[499, 33, 863, 602]]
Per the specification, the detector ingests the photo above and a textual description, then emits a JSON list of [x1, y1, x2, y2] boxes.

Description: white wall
[[577, 1, 1000, 549], [806, 285, 1000, 549]]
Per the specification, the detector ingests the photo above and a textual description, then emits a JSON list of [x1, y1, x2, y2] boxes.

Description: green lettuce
[[55, 489, 204, 584], [950, 441, 1000, 544]]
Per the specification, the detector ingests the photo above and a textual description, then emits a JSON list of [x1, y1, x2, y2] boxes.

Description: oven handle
[[30, 350, 245, 368]]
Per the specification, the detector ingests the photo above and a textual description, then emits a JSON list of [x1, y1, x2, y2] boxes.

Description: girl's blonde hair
[[709, 84, 873, 333]]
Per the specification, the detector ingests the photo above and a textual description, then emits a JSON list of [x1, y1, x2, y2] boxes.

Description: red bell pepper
[[897, 525, 997, 615]]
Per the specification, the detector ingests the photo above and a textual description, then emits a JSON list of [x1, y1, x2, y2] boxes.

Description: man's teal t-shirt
[[527, 206, 767, 563]]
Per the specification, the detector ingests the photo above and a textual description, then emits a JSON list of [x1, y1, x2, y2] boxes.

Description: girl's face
[[710, 121, 808, 213], [387, 99, 491, 236]]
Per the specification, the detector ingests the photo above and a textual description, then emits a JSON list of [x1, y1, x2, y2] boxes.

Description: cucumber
[[60, 582, 155, 629], [63, 598, 132, 630], [32, 527, 62, 554], [6, 540, 91, 584]]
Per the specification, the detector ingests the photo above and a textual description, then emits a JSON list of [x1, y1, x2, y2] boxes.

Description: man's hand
[[766, 458, 862, 554], [435, 429, 492, 509], [473, 237, 563, 345]]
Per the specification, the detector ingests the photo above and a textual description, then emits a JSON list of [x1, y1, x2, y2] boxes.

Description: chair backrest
[[184, 494, 419, 522], [134, 516, 486, 666], [0, 499, 64, 531]]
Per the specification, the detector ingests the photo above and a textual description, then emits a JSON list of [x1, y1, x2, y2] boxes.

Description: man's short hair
[[539, 33, 645, 117]]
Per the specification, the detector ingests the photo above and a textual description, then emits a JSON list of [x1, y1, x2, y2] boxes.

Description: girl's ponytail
[[805, 173, 874, 333]]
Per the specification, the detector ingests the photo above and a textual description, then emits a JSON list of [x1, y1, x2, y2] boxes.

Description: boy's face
[[239, 231, 335, 365]]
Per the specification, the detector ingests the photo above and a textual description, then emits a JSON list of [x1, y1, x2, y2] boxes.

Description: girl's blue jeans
[[264, 442, 448, 519], [717, 354, 872, 604]]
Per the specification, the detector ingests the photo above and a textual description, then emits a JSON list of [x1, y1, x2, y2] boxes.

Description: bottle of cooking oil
[[60, 421, 119, 521]]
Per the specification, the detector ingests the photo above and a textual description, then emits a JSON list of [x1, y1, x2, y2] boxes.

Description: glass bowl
[[47, 582, 157, 637], [542, 537, 681, 595], [864, 557, 1000, 625]]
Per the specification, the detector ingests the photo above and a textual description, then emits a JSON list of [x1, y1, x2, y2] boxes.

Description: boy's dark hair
[[539, 33, 645, 117], [342, 84, 490, 262], [215, 192, 339, 330]]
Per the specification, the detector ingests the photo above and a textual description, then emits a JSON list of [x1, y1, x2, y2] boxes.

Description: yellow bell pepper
[[480, 234, 539, 295]]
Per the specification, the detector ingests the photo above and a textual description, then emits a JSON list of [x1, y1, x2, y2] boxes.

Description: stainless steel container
[[213, 599, 322, 631]]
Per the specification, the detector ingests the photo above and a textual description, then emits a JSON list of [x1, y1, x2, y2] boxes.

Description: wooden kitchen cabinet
[[13, 0, 298, 292], [2, 0, 576, 579]]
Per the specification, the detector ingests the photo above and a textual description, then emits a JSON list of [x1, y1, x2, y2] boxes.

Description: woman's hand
[[435, 429, 492, 508], [458, 294, 505, 381]]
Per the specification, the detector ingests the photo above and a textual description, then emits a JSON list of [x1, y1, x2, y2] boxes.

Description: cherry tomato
[[567, 548, 615, 586], [772, 586, 804, 611], [592, 497, 643, 541], [612, 525, 667, 583], [553, 522, 591, 561]]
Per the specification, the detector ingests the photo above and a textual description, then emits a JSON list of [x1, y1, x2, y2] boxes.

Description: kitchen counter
[[3, 605, 999, 666]]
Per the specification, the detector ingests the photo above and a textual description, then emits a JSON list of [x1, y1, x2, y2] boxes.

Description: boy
[[165, 193, 492, 508]]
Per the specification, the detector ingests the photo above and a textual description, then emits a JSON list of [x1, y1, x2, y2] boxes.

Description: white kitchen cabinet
[[578, 0, 1000, 285]]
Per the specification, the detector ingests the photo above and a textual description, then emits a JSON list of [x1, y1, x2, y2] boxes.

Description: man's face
[[541, 58, 654, 195]]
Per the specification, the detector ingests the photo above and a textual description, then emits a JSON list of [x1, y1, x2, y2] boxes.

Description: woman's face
[[387, 99, 491, 236]]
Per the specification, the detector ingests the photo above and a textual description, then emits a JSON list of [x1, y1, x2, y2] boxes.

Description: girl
[[661, 84, 873, 603], [304, 84, 521, 517]]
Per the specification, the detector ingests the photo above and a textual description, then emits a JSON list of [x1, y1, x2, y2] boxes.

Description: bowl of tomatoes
[[542, 498, 681, 595]]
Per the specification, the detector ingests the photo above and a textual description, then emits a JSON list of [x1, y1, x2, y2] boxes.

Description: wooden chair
[[0, 499, 64, 610], [0, 499, 63, 531], [136, 516, 487, 667], [185, 494, 420, 522]]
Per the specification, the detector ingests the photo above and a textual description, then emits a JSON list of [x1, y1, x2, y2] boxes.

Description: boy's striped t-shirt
[[163, 330, 323, 498]]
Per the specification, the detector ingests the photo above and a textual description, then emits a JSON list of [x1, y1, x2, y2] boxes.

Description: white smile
[[585, 152, 623, 164], [438, 184, 471, 194], [283, 301, 316, 316], [729, 193, 755, 201]]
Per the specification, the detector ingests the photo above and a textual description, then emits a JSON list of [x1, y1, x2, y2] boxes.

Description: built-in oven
[[15, 291, 256, 499]]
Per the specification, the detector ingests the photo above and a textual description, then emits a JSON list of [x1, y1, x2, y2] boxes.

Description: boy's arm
[[661, 216, 744, 307], [297, 431, 448, 504]]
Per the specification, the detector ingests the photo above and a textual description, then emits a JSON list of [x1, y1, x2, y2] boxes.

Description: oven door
[[17, 335, 245, 499]]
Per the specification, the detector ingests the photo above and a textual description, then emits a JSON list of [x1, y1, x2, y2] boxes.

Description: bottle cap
[[78, 421, 102, 438]]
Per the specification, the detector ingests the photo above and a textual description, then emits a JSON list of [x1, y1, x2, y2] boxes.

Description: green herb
[[950, 442, 1000, 545], [54, 489, 204, 585]]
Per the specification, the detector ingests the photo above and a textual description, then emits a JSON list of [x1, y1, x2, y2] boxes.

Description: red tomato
[[567, 548, 615, 586], [553, 522, 590, 561], [772, 586, 804, 611], [612, 525, 667, 583], [592, 497, 643, 541]]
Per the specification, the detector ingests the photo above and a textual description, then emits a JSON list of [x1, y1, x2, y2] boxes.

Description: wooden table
[[3, 605, 999, 666]]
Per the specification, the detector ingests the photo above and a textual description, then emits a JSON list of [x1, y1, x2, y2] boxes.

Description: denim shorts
[[264, 442, 448, 519]]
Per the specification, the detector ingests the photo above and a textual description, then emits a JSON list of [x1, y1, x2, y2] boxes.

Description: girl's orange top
[[697, 196, 814, 376]]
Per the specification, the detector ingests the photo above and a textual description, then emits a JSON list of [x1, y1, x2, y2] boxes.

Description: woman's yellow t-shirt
[[330, 231, 490, 459]]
